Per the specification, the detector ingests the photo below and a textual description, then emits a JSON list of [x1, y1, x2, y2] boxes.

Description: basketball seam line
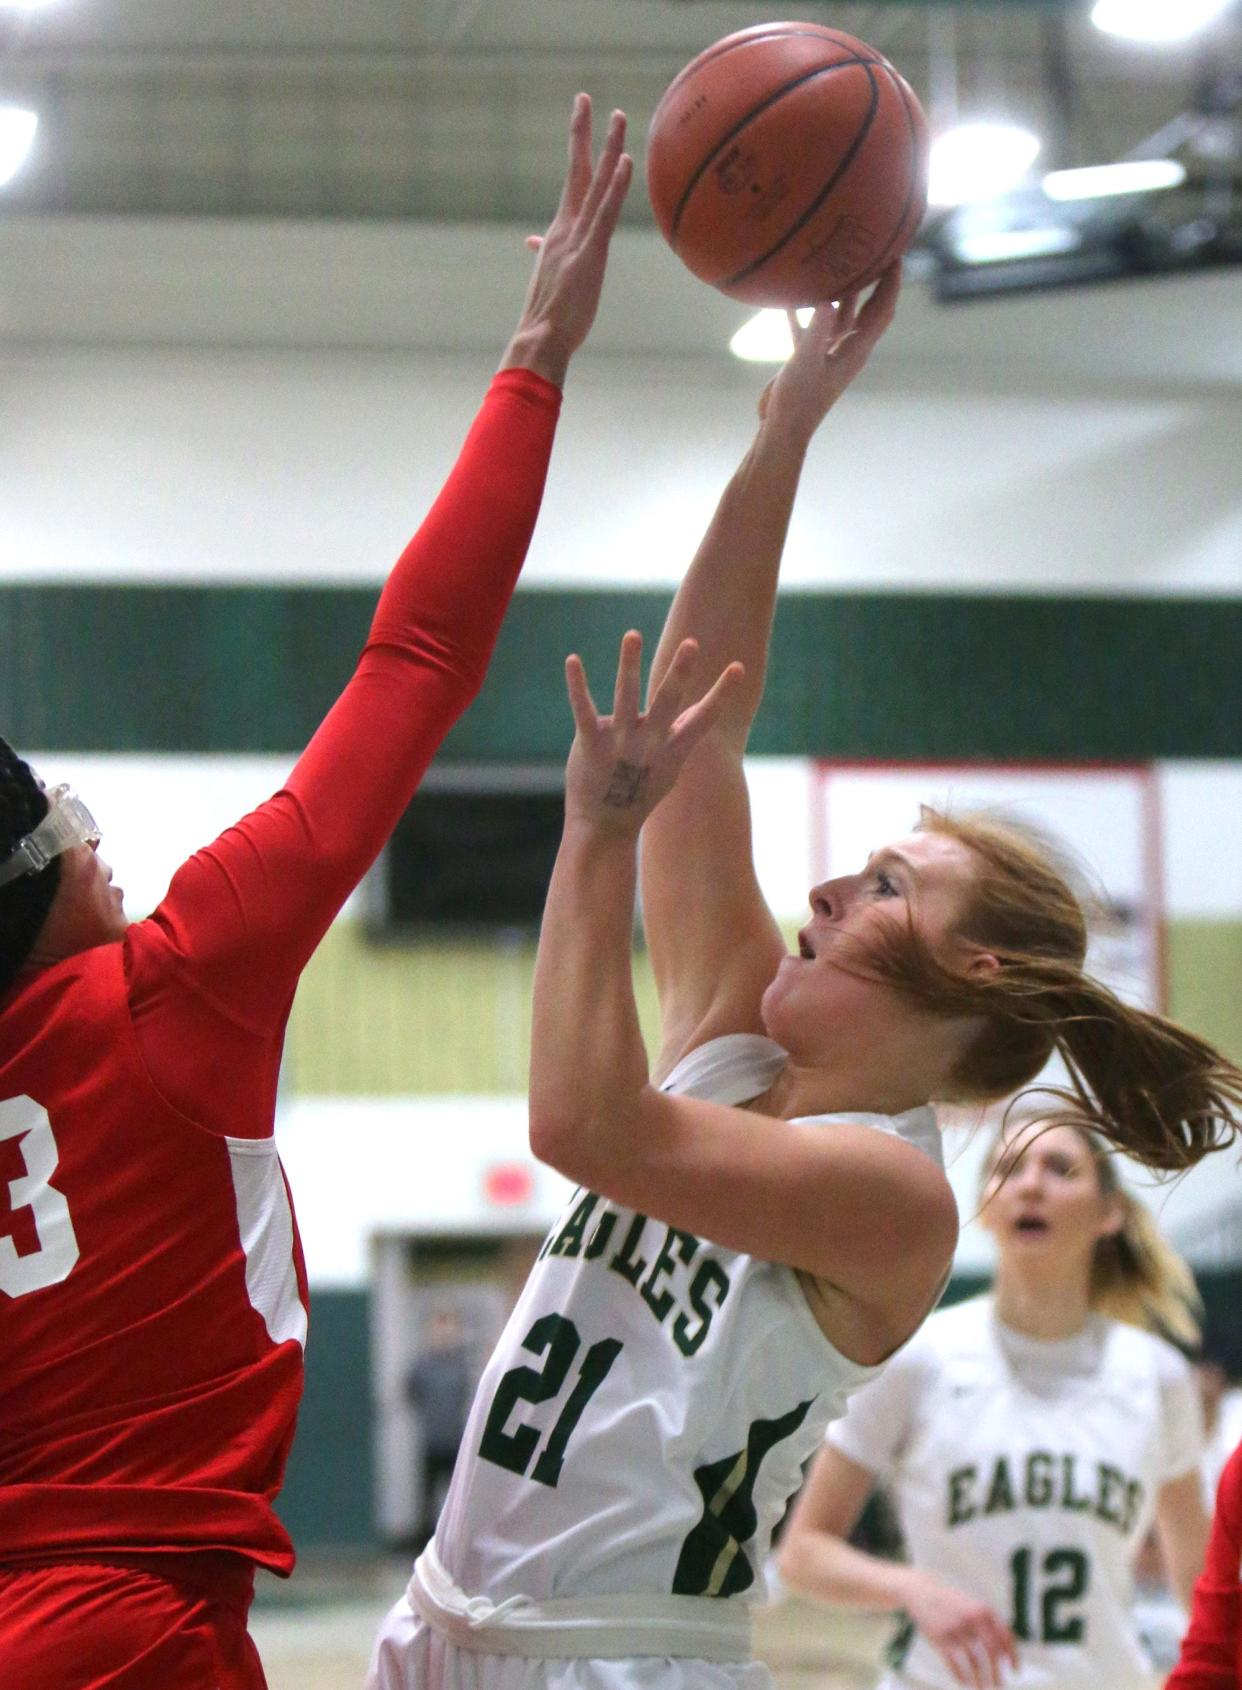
[[722, 66, 882, 292], [864, 65, 923, 280], [667, 56, 876, 246], [655, 28, 882, 110]]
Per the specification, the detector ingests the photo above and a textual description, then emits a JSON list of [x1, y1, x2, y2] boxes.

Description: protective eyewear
[[0, 786, 101, 888]]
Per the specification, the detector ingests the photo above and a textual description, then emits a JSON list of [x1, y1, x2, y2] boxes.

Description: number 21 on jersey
[[0, 1095, 80, 1297]]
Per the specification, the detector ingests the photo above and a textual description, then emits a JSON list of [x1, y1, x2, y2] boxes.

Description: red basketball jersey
[[0, 367, 561, 1590]]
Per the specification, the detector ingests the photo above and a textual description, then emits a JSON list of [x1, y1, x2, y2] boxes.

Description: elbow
[[775, 1530, 814, 1597]]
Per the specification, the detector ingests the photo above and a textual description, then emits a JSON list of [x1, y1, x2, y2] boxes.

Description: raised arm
[[1166, 1447, 1242, 1688], [529, 633, 956, 1359], [639, 272, 901, 1077], [135, 98, 632, 1045]]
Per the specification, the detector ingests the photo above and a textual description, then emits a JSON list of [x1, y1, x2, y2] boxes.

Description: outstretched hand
[[757, 262, 902, 440], [500, 94, 632, 387], [563, 632, 744, 836]]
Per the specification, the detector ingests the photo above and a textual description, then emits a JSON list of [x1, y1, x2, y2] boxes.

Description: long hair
[[0, 738, 60, 996], [984, 1110, 1202, 1347], [857, 807, 1242, 1173]]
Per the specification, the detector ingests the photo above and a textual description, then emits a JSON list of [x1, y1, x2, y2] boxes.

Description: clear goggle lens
[[0, 786, 101, 888]]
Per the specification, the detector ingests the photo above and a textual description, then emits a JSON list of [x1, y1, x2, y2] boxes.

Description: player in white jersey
[[779, 1107, 1211, 1689], [369, 274, 1241, 1689]]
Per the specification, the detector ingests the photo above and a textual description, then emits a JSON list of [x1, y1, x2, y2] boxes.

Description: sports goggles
[[0, 786, 101, 888]]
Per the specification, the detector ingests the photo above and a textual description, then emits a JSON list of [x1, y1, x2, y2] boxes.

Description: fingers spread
[[557, 93, 594, 220], [565, 653, 599, 731], [587, 151, 633, 247], [579, 109, 628, 229], [644, 637, 698, 733], [612, 629, 644, 722]]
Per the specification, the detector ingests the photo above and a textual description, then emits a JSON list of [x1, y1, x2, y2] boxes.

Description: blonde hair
[[857, 807, 1242, 1172], [986, 1111, 1202, 1348]]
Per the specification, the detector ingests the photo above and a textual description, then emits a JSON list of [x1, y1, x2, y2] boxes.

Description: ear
[[1096, 1192, 1127, 1243], [966, 948, 1001, 979]]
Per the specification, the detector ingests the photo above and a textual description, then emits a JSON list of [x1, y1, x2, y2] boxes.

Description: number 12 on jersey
[[479, 1313, 622, 1489], [1010, 1545, 1090, 1644]]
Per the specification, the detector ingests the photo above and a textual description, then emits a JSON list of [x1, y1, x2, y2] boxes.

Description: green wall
[[3, 586, 1240, 759]]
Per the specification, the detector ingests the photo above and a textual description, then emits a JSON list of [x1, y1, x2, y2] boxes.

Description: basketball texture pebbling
[[646, 21, 929, 307]]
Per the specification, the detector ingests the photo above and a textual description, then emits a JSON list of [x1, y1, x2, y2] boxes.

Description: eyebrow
[[866, 848, 921, 881]]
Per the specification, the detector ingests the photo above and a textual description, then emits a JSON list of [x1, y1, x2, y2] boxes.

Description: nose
[[809, 881, 836, 920]]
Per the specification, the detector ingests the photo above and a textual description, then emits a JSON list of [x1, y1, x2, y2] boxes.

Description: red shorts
[[0, 1559, 267, 1690]]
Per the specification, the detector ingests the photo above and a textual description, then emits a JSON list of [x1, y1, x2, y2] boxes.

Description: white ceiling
[[0, 0, 1235, 221]]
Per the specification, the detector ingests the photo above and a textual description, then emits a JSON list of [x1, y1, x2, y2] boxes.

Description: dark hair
[[0, 738, 60, 996], [983, 1107, 1202, 1346], [855, 807, 1242, 1173]]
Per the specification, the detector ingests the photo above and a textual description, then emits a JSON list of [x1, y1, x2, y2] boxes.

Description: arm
[[1155, 1469, 1213, 1612], [638, 275, 902, 1074], [780, 1443, 1019, 1690], [529, 634, 956, 1351], [1166, 1448, 1242, 1689], [136, 98, 632, 1045]]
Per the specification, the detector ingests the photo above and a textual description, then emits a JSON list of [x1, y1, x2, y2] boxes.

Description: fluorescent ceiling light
[[954, 227, 1081, 264], [929, 124, 1042, 208], [1091, 0, 1231, 41], [0, 107, 37, 188], [729, 308, 813, 364], [1044, 159, 1186, 199]]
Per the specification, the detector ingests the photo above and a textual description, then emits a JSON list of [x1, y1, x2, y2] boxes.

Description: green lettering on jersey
[[1061, 1454, 1093, 1512], [1025, 1451, 1055, 1508], [947, 1466, 977, 1527], [672, 1397, 814, 1597], [608, 1214, 649, 1286], [1121, 1477, 1145, 1534], [1096, 1462, 1126, 1528], [640, 1227, 699, 1324], [548, 1192, 599, 1259], [984, 1456, 1016, 1516], [583, 1209, 617, 1259], [673, 1259, 730, 1357]]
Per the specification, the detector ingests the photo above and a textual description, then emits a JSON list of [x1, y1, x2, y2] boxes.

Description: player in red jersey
[[0, 96, 631, 1690], [1167, 1441, 1242, 1687]]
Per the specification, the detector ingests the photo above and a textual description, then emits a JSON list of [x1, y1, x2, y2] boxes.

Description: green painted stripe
[[2, 587, 1240, 759]]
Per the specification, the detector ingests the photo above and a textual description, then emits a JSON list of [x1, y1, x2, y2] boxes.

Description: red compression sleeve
[[1166, 1445, 1242, 1689], [131, 369, 561, 1056]]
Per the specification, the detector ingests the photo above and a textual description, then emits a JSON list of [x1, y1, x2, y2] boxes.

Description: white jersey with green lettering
[[827, 1293, 1204, 1690], [369, 1033, 941, 1690]]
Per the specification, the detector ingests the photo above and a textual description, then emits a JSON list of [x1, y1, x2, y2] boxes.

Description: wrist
[[755, 406, 817, 460], [499, 324, 571, 388]]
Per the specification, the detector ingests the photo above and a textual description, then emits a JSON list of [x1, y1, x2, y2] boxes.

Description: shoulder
[[1101, 1317, 1192, 1384], [658, 1033, 787, 1103]]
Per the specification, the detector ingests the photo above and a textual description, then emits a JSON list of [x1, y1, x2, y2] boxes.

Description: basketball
[[646, 21, 929, 307]]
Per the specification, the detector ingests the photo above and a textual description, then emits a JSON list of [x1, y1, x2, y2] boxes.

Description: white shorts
[[366, 1595, 776, 1690]]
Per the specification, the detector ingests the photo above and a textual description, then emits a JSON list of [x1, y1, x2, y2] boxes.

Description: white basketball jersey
[[435, 1034, 941, 1611], [828, 1294, 1204, 1690]]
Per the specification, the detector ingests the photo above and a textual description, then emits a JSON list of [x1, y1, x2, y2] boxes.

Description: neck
[[993, 1257, 1094, 1341], [753, 1059, 931, 1121]]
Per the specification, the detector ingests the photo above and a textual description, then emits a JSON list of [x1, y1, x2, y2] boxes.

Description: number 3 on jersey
[[479, 1313, 622, 1488], [0, 1096, 80, 1297]]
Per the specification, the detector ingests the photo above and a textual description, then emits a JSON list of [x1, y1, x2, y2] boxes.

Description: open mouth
[[1014, 1216, 1049, 1234], [798, 930, 815, 960]]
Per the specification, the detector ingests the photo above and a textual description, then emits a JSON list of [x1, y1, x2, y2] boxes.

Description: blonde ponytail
[[1086, 1145, 1202, 1347]]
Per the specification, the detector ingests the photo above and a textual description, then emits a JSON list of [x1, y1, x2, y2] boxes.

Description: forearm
[[649, 413, 812, 750], [780, 1528, 922, 1614], [529, 821, 651, 1171]]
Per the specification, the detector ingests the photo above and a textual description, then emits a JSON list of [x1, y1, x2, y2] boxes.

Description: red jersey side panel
[[0, 941, 303, 1573]]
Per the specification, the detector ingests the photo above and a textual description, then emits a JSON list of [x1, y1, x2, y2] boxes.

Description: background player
[[780, 1106, 1209, 1690], [368, 276, 1240, 1688], [0, 96, 630, 1690]]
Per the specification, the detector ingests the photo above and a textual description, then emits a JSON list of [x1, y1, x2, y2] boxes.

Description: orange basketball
[[646, 21, 929, 307]]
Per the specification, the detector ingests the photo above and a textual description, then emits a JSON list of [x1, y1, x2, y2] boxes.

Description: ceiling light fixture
[[1043, 159, 1187, 199], [928, 123, 1042, 208], [1091, 0, 1232, 43], [0, 106, 37, 188]]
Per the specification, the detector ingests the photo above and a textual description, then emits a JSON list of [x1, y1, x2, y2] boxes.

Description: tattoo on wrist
[[604, 760, 648, 808]]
